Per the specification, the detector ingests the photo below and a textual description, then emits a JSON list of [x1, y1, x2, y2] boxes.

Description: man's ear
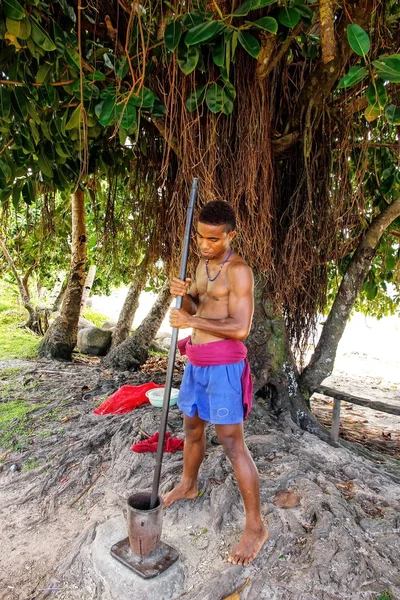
[[228, 230, 237, 242]]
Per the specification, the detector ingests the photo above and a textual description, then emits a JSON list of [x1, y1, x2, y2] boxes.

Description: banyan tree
[[0, 0, 399, 433]]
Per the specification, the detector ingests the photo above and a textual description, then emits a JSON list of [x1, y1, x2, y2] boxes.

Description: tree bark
[[38, 189, 87, 359], [80, 265, 96, 314], [0, 236, 44, 334], [300, 195, 400, 394], [110, 256, 150, 349], [103, 280, 171, 370], [48, 272, 67, 312], [247, 277, 332, 443]]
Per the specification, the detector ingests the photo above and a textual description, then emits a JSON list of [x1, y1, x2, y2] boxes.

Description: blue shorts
[[178, 361, 245, 425]]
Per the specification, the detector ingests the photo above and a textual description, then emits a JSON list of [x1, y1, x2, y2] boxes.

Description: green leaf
[[0, 87, 12, 119], [164, 20, 182, 51], [250, 17, 278, 34], [87, 71, 106, 82], [177, 42, 200, 75], [0, 159, 12, 182], [380, 167, 395, 195], [364, 104, 381, 122], [278, 8, 300, 28], [17, 16, 31, 39], [12, 182, 21, 209], [185, 21, 226, 46], [347, 24, 370, 56], [366, 79, 387, 109], [38, 150, 53, 178], [233, 0, 277, 17], [3, 0, 25, 20], [12, 86, 28, 119], [6, 18, 20, 36], [385, 104, 400, 125], [205, 83, 224, 113], [221, 88, 234, 115], [65, 47, 80, 70], [36, 62, 53, 84], [151, 97, 166, 117], [294, 4, 313, 21], [53, 22, 66, 57], [372, 55, 400, 83], [337, 65, 368, 89], [212, 35, 225, 67], [130, 88, 155, 109], [238, 32, 260, 58], [22, 179, 35, 204], [186, 85, 206, 112], [116, 98, 138, 131], [98, 97, 116, 126], [30, 19, 56, 51], [181, 12, 205, 30], [65, 104, 82, 130]]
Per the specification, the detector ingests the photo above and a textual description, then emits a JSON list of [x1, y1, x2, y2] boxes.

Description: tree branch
[[299, 194, 400, 395]]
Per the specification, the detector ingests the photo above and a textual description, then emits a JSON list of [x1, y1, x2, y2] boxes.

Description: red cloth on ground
[[177, 336, 253, 419], [93, 382, 163, 415], [132, 432, 184, 454]]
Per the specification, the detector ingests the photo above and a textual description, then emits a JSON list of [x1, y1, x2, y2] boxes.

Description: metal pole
[[150, 178, 198, 509], [331, 398, 341, 442]]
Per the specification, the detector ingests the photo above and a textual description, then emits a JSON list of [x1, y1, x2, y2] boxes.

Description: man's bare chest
[[196, 271, 229, 302]]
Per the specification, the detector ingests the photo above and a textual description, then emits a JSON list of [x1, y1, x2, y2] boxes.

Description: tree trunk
[[300, 194, 400, 394], [103, 280, 171, 370], [80, 265, 96, 314], [0, 236, 44, 334], [110, 257, 150, 349], [38, 189, 87, 359], [247, 196, 400, 439], [247, 277, 332, 442], [49, 272, 67, 312]]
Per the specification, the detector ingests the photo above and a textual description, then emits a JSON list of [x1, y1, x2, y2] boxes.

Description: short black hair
[[198, 200, 236, 233]]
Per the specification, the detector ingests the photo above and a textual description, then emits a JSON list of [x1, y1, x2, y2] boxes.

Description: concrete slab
[[90, 516, 186, 600]]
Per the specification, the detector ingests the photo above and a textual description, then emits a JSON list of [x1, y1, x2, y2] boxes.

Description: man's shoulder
[[227, 254, 253, 280]]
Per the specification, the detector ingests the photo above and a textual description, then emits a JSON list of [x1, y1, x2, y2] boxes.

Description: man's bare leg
[[215, 423, 268, 566], [162, 413, 206, 507]]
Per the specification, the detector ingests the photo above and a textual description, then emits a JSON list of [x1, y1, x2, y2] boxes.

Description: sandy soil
[[0, 312, 399, 600]]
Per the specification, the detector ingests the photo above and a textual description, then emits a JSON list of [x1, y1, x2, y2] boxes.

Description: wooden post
[[331, 398, 341, 442]]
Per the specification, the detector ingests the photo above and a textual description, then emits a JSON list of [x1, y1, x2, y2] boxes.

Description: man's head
[[196, 200, 236, 261], [198, 200, 236, 233]]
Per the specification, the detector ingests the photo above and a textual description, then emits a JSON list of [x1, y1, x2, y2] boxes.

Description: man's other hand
[[170, 277, 191, 297], [169, 308, 192, 329]]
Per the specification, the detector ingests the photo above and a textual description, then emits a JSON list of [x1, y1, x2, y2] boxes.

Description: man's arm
[[170, 277, 199, 315], [170, 264, 254, 340]]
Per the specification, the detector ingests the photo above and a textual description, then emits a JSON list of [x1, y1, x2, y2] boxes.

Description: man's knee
[[215, 425, 245, 462], [184, 416, 205, 442]]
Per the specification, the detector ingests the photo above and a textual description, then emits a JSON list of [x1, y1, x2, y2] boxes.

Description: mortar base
[[110, 537, 179, 579]]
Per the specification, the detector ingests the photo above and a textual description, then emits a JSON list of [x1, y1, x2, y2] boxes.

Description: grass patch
[[22, 458, 40, 471], [0, 281, 40, 360], [82, 306, 109, 328], [0, 399, 39, 424], [375, 591, 393, 600], [0, 366, 22, 379], [0, 396, 49, 451]]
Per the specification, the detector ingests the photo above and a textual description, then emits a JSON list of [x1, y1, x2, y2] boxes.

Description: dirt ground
[[0, 349, 399, 600]]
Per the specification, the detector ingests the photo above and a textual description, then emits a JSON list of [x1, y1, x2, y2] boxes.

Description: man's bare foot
[[162, 482, 198, 508], [228, 524, 269, 566]]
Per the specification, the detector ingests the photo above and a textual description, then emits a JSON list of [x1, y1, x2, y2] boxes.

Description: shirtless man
[[163, 200, 268, 566]]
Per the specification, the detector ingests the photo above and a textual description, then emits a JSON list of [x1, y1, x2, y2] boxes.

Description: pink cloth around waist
[[177, 336, 253, 419]]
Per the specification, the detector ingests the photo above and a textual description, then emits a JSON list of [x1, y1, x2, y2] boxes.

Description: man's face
[[195, 221, 236, 260]]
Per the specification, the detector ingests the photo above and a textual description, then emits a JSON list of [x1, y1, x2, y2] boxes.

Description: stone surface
[[102, 320, 118, 330], [77, 327, 112, 356], [90, 516, 185, 600], [78, 317, 96, 330]]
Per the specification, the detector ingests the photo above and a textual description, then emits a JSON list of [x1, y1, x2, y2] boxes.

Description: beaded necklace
[[205, 249, 233, 282]]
